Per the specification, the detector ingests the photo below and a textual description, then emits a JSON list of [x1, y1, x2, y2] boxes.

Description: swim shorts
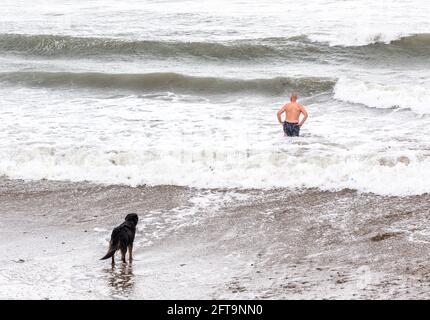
[[283, 121, 300, 137]]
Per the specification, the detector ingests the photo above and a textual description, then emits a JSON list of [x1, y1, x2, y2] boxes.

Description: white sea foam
[[0, 81, 429, 197], [1, 146, 430, 196], [334, 77, 430, 115], [132, 190, 250, 245]]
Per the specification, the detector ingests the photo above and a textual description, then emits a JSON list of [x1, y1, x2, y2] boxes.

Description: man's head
[[290, 92, 298, 102]]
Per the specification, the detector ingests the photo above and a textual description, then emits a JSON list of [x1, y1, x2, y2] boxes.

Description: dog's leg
[[120, 248, 127, 264], [111, 254, 115, 265], [128, 244, 133, 263]]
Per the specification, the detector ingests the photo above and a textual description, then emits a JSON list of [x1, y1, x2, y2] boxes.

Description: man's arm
[[277, 106, 285, 124], [298, 105, 308, 127]]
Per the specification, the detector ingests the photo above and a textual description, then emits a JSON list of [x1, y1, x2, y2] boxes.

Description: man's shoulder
[[284, 102, 304, 109], [287, 102, 302, 108]]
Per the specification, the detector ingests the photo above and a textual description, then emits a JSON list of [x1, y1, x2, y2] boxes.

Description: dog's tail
[[100, 228, 121, 260]]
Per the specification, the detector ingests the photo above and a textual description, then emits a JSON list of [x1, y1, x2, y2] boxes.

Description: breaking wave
[[0, 33, 429, 62], [0, 71, 335, 96], [1, 146, 429, 196], [334, 77, 430, 115]]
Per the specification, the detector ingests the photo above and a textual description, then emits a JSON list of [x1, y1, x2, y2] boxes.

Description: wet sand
[[0, 178, 429, 299]]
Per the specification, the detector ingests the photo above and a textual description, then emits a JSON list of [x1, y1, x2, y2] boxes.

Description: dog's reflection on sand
[[105, 263, 135, 295]]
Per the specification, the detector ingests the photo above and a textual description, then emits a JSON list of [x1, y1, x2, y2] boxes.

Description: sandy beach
[[1, 178, 429, 299]]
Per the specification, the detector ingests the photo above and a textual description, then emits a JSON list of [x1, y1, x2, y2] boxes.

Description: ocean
[[1, 0, 430, 299]]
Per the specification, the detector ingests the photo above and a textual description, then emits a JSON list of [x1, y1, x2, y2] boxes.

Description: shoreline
[[1, 178, 430, 299]]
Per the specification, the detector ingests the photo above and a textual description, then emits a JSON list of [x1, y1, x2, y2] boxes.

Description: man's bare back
[[282, 102, 304, 123], [277, 93, 308, 137]]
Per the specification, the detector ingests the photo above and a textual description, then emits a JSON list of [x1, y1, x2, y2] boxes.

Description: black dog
[[101, 213, 139, 264]]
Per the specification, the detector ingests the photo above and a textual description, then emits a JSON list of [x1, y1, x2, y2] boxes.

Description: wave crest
[[1, 146, 429, 196], [333, 77, 430, 115], [0, 71, 336, 96], [1, 33, 429, 61]]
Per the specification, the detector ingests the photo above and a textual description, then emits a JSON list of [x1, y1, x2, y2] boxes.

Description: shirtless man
[[277, 93, 308, 137]]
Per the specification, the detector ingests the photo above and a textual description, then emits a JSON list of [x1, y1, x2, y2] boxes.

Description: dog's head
[[125, 213, 139, 225]]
